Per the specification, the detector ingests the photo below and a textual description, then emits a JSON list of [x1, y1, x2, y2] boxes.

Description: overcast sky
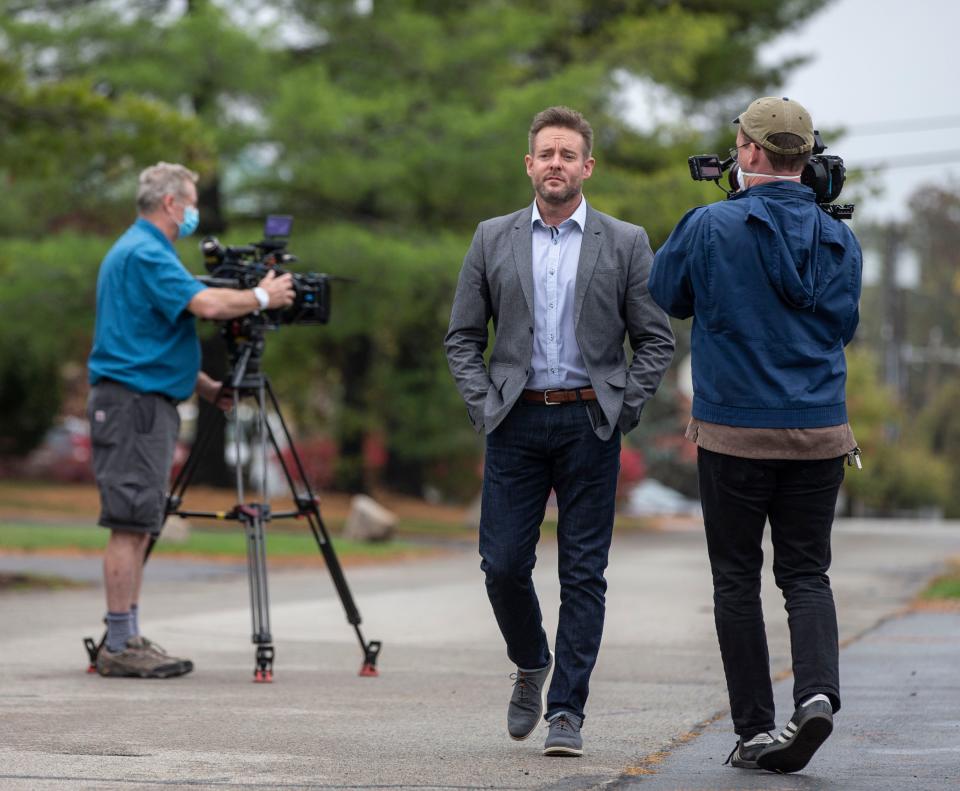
[[761, 0, 958, 222]]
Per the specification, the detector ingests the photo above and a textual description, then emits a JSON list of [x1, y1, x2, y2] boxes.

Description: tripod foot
[[83, 636, 101, 674], [253, 645, 275, 683], [358, 640, 382, 677]]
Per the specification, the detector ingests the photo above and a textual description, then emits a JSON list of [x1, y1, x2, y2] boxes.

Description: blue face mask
[[177, 205, 200, 238]]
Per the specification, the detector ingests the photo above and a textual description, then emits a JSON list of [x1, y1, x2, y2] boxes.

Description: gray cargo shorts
[[87, 380, 181, 536]]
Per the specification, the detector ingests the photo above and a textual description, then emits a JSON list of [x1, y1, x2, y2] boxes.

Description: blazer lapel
[[574, 206, 602, 326], [512, 207, 534, 318]]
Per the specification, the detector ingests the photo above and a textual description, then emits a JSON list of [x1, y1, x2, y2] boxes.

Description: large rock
[[343, 495, 397, 542], [464, 492, 482, 530], [160, 515, 191, 544]]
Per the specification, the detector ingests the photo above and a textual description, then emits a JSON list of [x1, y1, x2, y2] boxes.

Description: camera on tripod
[[199, 215, 331, 326], [688, 131, 854, 220]]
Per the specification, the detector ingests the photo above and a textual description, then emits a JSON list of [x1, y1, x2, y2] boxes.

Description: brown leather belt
[[522, 387, 597, 405]]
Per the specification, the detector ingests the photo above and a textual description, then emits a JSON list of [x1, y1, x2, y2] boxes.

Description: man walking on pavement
[[649, 97, 863, 773], [445, 106, 674, 756]]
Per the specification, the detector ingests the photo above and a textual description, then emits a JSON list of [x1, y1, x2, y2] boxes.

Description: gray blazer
[[445, 203, 675, 440]]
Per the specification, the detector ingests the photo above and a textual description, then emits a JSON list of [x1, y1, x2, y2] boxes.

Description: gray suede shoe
[[507, 651, 553, 740], [543, 712, 583, 756]]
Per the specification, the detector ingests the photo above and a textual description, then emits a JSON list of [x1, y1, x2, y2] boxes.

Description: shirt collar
[[531, 196, 588, 232], [135, 217, 176, 252]]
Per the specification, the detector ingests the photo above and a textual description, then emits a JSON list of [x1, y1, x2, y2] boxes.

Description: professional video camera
[[688, 131, 854, 220], [199, 215, 330, 326]]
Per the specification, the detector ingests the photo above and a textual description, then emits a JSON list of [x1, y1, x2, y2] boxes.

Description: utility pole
[[879, 225, 906, 402]]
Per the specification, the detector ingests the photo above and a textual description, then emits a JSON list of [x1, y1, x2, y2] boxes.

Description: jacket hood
[[733, 182, 850, 310]]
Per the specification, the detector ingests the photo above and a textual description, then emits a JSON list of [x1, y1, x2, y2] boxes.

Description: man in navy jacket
[[649, 97, 862, 775]]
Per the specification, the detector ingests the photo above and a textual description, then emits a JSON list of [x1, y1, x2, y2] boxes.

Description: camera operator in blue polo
[[649, 98, 862, 774], [87, 162, 294, 679]]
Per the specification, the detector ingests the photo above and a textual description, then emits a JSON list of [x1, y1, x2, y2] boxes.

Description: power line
[[842, 115, 960, 137], [848, 150, 960, 172]]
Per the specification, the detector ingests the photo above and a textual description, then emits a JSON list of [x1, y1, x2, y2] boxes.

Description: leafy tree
[[1, 0, 838, 494], [0, 0, 270, 232], [255, 0, 832, 493], [0, 54, 211, 235]]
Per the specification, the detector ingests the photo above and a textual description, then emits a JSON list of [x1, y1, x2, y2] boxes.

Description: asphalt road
[[0, 518, 957, 790]]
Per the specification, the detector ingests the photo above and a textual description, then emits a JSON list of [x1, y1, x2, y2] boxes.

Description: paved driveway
[[0, 518, 956, 790]]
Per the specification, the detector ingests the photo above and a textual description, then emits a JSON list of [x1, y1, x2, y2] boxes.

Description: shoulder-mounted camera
[[688, 131, 854, 220]]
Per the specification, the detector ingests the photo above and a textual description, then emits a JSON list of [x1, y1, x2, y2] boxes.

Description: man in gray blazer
[[445, 106, 674, 756]]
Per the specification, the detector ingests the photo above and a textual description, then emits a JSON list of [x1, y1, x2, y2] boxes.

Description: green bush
[[916, 378, 960, 517], [843, 348, 951, 515], [0, 233, 103, 454], [844, 445, 950, 515], [0, 332, 61, 455]]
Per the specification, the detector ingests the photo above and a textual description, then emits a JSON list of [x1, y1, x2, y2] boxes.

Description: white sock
[[801, 693, 831, 707]]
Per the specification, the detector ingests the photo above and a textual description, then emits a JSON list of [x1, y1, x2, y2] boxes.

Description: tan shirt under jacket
[[685, 419, 857, 461]]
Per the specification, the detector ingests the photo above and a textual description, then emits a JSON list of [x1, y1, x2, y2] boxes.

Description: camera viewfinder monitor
[[264, 214, 293, 238], [688, 155, 723, 181]]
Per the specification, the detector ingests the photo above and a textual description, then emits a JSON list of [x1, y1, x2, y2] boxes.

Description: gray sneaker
[[96, 638, 193, 679], [543, 712, 583, 757], [507, 651, 553, 740]]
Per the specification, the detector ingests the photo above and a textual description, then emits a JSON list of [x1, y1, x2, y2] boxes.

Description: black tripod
[[84, 325, 381, 682]]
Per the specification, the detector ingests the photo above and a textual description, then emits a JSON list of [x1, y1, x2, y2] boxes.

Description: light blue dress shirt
[[526, 198, 591, 390]]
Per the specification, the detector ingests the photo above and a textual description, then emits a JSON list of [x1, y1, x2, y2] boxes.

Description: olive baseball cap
[[734, 96, 814, 155]]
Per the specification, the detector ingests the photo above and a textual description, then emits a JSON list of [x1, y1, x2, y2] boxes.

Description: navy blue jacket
[[649, 182, 862, 428]]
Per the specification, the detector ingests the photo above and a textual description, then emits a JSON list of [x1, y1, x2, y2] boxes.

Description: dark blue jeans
[[697, 448, 844, 737], [480, 400, 621, 722]]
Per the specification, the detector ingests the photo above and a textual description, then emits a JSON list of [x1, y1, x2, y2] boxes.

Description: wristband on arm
[[252, 286, 269, 311]]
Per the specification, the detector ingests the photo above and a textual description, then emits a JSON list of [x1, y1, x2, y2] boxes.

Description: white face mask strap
[[738, 170, 801, 181]]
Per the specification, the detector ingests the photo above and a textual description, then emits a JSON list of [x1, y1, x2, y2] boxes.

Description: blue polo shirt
[[88, 218, 206, 401]]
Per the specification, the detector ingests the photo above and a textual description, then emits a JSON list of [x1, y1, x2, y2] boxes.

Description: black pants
[[697, 447, 844, 737]]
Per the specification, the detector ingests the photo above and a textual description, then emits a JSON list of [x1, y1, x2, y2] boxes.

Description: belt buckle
[[543, 389, 562, 405]]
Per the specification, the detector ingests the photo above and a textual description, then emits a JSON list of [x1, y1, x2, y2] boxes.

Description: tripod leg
[[239, 504, 274, 682], [247, 378, 275, 682], [264, 378, 382, 676], [247, 377, 276, 682]]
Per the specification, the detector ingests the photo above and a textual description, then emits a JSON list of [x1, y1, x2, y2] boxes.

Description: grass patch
[[0, 522, 422, 561], [0, 571, 90, 591], [921, 562, 960, 600]]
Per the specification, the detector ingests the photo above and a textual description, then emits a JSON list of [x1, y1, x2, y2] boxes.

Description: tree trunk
[[333, 336, 372, 493], [382, 452, 425, 497], [197, 175, 227, 235], [187, 334, 234, 489]]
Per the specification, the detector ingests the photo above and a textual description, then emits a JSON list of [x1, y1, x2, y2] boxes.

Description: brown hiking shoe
[[96, 638, 193, 679], [129, 635, 195, 675]]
